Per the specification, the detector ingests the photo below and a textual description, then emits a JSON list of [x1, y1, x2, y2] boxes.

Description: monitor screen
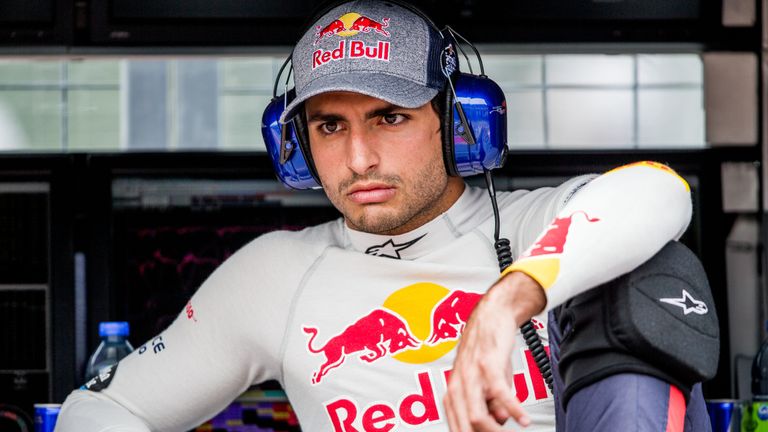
[[494, 0, 700, 21], [110, 0, 318, 20], [0, 0, 54, 23]]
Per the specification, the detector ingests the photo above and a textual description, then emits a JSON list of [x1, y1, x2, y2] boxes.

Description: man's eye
[[382, 114, 405, 125], [321, 122, 339, 134]]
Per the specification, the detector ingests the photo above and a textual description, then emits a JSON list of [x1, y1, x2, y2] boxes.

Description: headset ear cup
[[292, 111, 321, 184], [440, 89, 459, 177]]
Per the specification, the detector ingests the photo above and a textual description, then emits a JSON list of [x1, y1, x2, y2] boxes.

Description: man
[[57, 1, 711, 431]]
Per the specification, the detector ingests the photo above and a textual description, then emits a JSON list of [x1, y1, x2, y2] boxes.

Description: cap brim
[[280, 72, 439, 124]]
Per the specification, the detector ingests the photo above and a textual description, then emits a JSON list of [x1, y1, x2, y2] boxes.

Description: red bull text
[[324, 353, 550, 432], [313, 40, 391, 70]]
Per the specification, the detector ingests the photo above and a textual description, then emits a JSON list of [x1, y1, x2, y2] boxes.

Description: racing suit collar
[[344, 184, 475, 260]]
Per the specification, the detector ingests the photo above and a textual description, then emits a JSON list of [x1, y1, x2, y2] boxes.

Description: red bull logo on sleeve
[[523, 211, 600, 259], [507, 210, 600, 289]]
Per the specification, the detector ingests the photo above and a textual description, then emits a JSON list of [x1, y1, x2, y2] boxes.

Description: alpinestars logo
[[365, 234, 425, 259], [659, 289, 708, 315]]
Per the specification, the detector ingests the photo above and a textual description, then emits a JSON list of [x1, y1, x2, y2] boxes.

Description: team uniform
[[58, 162, 700, 431]]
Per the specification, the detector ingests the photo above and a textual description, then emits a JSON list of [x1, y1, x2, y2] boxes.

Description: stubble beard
[[328, 156, 449, 235]]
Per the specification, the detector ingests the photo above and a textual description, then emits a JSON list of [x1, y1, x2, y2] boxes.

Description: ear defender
[[261, 90, 320, 190], [448, 73, 508, 177]]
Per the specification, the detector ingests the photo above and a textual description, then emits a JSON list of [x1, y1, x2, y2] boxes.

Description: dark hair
[[430, 90, 447, 136], [430, 90, 445, 117]]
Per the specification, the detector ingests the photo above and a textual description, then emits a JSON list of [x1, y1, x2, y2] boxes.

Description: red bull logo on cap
[[312, 12, 392, 70], [315, 13, 391, 45]]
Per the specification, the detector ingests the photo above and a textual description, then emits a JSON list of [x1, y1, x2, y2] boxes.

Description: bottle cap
[[99, 321, 129, 337]]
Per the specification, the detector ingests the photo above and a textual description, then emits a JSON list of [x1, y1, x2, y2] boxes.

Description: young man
[[57, 1, 712, 431]]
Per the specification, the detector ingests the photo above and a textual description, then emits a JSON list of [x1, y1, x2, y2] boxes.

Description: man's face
[[305, 91, 464, 235]]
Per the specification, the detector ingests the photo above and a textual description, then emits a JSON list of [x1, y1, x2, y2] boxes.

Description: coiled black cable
[[485, 171, 553, 392], [494, 238, 513, 269]]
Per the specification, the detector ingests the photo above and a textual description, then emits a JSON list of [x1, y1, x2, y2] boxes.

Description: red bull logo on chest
[[312, 12, 392, 69], [302, 283, 457, 384], [302, 283, 551, 430]]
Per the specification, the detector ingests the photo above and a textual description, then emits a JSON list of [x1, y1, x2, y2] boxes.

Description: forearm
[[486, 270, 546, 325], [506, 161, 692, 310]]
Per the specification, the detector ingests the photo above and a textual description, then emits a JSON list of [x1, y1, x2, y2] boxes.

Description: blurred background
[[0, 0, 763, 430]]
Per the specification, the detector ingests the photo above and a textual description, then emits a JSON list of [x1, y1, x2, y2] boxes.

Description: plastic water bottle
[[744, 337, 768, 431], [84, 322, 134, 382]]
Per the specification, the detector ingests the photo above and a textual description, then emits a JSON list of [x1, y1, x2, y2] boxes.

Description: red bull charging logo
[[312, 12, 392, 70], [523, 211, 600, 259], [315, 13, 390, 44], [508, 210, 600, 290], [303, 283, 552, 430], [303, 283, 473, 384]]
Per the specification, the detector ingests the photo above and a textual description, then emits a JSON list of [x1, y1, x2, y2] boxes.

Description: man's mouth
[[347, 183, 396, 204]]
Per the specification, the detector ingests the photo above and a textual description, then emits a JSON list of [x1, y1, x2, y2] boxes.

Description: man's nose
[[345, 127, 380, 175]]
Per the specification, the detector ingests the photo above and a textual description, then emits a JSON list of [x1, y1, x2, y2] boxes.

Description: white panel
[[177, 60, 218, 149], [547, 90, 633, 148], [722, 162, 759, 212], [723, 0, 756, 27], [221, 94, 272, 150], [546, 55, 633, 86], [726, 216, 761, 398], [638, 54, 703, 85], [126, 61, 167, 149], [704, 52, 758, 145], [220, 58, 275, 89], [482, 55, 542, 87], [638, 89, 704, 148], [505, 91, 544, 149]]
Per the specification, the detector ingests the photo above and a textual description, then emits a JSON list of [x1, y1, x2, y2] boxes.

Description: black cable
[[445, 26, 485, 76], [484, 170, 553, 392], [273, 56, 291, 98]]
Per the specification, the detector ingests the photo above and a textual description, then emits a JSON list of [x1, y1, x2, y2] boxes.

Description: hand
[[443, 271, 546, 431]]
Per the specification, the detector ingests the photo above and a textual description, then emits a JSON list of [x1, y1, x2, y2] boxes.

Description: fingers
[[445, 358, 530, 431], [486, 381, 529, 428], [477, 359, 530, 429]]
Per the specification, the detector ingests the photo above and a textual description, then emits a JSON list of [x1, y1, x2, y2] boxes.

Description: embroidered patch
[[365, 234, 426, 259], [81, 364, 118, 392]]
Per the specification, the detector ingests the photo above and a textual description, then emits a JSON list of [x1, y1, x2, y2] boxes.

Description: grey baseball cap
[[280, 0, 449, 123]]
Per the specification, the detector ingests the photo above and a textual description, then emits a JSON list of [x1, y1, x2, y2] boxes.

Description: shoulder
[[196, 218, 344, 305], [494, 174, 598, 214], [225, 218, 344, 269]]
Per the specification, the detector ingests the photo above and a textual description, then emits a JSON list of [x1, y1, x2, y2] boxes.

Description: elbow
[[604, 161, 692, 235]]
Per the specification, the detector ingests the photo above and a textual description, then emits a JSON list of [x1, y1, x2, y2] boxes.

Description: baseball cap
[[280, 0, 450, 123]]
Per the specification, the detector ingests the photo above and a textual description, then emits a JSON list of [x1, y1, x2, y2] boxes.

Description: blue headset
[[261, 1, 508, 190]]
